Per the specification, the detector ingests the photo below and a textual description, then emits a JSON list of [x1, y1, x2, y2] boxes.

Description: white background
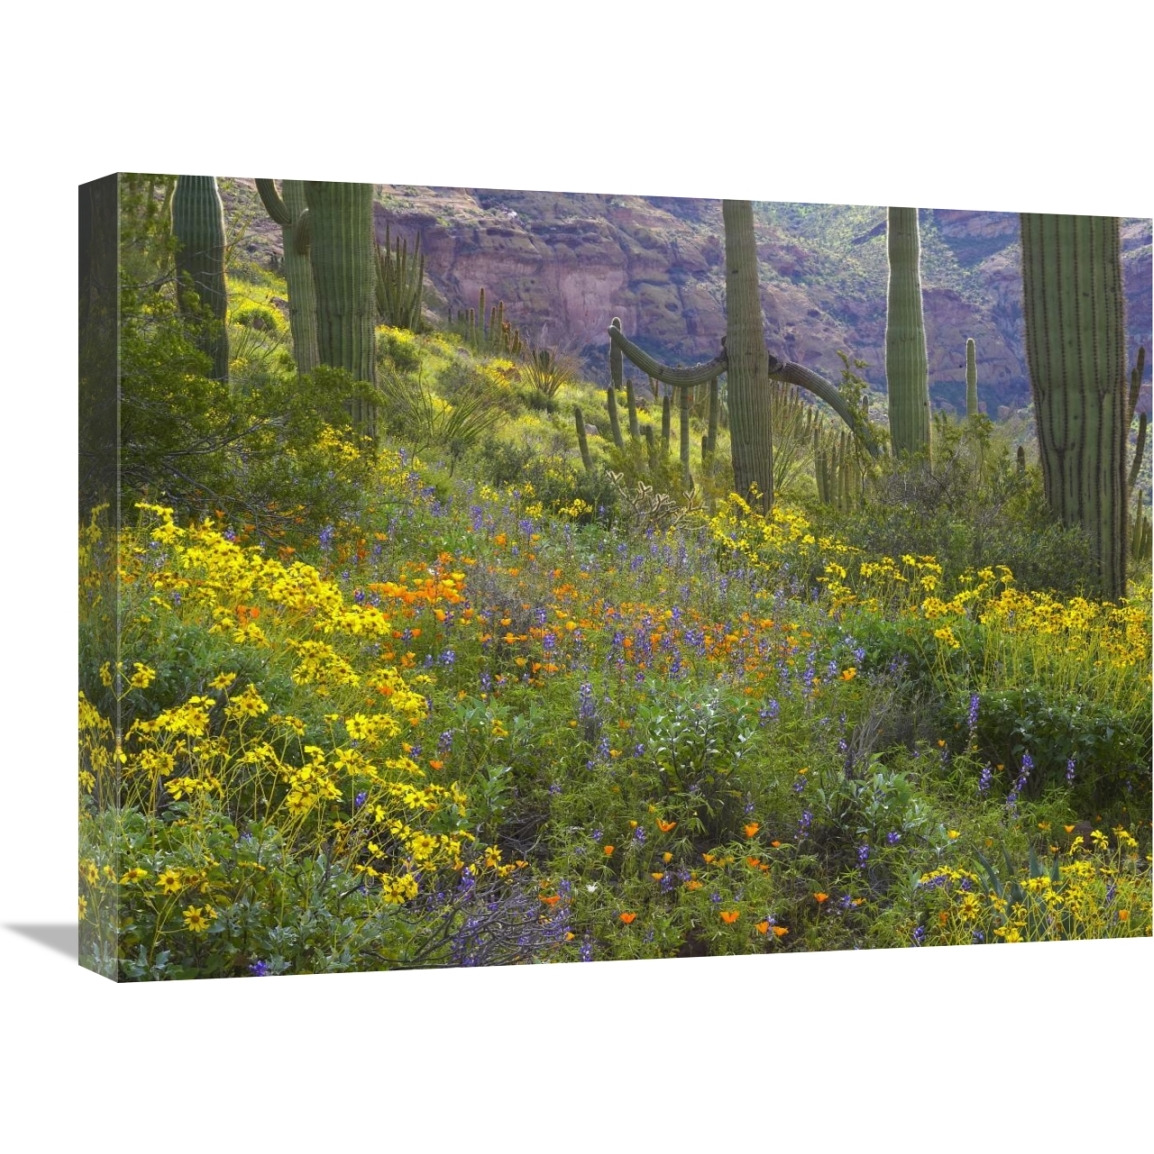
[[2, 3, 1150, 1149]]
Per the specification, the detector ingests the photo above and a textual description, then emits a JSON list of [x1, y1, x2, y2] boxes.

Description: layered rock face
[[230, 179, 1151, 414]]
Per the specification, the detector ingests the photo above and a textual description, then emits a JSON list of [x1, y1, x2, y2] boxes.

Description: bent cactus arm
[[608, 321, 727, 389], [770, 358, 880, 458]]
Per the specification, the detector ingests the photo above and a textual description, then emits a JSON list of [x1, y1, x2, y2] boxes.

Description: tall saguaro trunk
[[172, 175, 229, 383], [304, 181, 378, 434], [255, 178, 319, 374], [722, 199, 773, 511], [885, 207, 931, 459], [1021, 213, 1128, 599]]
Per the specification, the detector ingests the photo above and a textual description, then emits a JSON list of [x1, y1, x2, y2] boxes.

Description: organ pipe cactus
[[965, 337, 979, 419], [172, 175, 229, 382], [255, 179, 318, 374], [304, 181, 378, 433], [574, 406, 592, 471], [1021, 213, 1128, 599], [885, 207, 931, 458], [679, 383, 692, 489], [625, 376, 641, 441], [374, 222, 426, 332]]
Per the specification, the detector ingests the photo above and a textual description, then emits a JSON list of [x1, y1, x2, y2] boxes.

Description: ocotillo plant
[[885, 207, 931, 459], [304, 181, 378, 434], [255, 179, 318, 374], [375, 222, 425, 332], [172, 175, 229, 383], [965, 337, 979, 419], [1021, 213, 1128, 599]]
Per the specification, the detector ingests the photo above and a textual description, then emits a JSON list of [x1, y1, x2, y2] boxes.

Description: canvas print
[[78, 176, 1152, 980]]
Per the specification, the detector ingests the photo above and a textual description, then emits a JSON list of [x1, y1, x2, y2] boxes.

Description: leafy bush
[[951, 686, 1152, 818], [231, 303, 281, 332]]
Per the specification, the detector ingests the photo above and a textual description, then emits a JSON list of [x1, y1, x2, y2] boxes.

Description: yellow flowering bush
[[911, 831, 1151, 945], [77, 504, 527, 979]]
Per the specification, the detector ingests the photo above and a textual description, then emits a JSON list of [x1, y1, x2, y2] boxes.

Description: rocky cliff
[[227, 179, 1151, 416]]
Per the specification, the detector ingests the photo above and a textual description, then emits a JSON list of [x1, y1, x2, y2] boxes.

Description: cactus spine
[[172, 175, 229, 382], [255, 179, 318, 375], [965, 337, 978, 419], [304, 181, 378, 433], [885, 207, 931, 458], [1021, 213, 1127, 599]]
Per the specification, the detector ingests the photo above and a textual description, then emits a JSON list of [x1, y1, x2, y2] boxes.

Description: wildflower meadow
[[78, 176, 1152, 980]]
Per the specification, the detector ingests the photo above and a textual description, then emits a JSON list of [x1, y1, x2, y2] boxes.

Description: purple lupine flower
[[797, 809, 812, 838], [1066, 756, 1076, 785], [438, 730, 454, 754], [857, 844, 870, 869], [354, 791, 367, 809], [633, 825, 646, 845], [967, 693, 980, 732], [978, 764, 993, 795], [912, 925, 926, 946], [579, 937, 594, 962], [886, 831, 901, 846], [1006, 753, 1032, 809], [249, 960, 269, 976], [318, 525, 334, 550]]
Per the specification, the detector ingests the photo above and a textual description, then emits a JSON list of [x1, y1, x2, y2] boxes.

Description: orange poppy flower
[[770, 840, 782, 848], [1064, 825, 1076, 833], [744, 822, 760, 838], [619, 912, 637, 925], [841, 667, 857, 681], [773, 926, 789, 937], [685, 879, 702, 891], [650, 872, 665, 881], [603, 845, 615, 856], [755, 920, 770, 934], [747, 857, 762, 868], [814, 892, 829, 903], [662, 852, 673, 864], [720, 910, 740, 924], [656, 818, 677, 833], [428, 759, 444, 771], [540, 895, 560, 906], [702, 853, 715, 864]]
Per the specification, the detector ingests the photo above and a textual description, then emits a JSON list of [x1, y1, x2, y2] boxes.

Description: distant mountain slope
[[227, 179, 1151, 416]]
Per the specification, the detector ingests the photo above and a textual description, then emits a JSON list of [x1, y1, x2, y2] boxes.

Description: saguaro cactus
[[965, 337, 979, 419], [885, 207, 931, 458], [304, 181, 378, 432], [172, 175, 229, 382], [255, 178, 318, 374], [720, 200, 774, 509], [1021, 213, 1128, 599]]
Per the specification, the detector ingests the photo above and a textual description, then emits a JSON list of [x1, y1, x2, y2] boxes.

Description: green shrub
[[231, 303, 281, 332]]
